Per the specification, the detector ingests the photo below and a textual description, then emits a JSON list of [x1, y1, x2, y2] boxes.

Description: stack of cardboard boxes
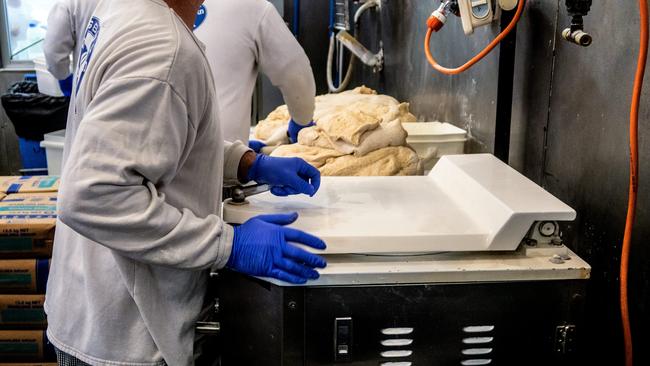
[[0, 176, 59, 365]]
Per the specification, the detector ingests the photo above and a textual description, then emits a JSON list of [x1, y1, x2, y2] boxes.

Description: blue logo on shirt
[[75, 17, 101, 96], [194, 5, 207, 30]]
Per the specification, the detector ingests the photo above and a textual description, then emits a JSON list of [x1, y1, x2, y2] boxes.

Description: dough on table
[[298, 119, 408, 156], [319, 146, 422, 176], [271, 144, 345, 169], [254, 86, 416, 141], [257, 86, 422, 176]]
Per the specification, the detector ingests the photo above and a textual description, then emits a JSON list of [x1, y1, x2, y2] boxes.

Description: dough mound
[[254, 86, 416, 141], [257, 86, 422, 176]]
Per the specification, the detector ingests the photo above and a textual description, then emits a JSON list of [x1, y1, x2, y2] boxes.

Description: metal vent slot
[[462, 348, 493, 356], [463, 325, 495, 333], [381, 339, 413, 347], [460, 359, 492, 365], [381, 363, 412, 366], [381, 328, 414, 335], [380, 350, 413, 358], [462, 337, 494, 344]]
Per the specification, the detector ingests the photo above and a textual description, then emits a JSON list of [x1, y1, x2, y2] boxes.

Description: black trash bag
[[1, 80, 69, 141]]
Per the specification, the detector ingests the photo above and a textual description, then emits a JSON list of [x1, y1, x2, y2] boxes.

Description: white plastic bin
[[40, 129, 66, 175], [33, 57, 64, 97], [402, 122, 467, 171]]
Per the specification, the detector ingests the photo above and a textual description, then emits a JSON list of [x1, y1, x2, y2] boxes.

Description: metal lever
[[195, 321, 221, 335], [223, 183, 270, 205], [336, 30, 384, 71]]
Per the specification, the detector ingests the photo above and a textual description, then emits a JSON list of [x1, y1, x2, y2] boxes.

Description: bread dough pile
[[254, 86, 422, 176]]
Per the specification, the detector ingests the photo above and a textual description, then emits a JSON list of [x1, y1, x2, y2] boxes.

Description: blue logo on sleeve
[[75, 17, 101, 96], [194, 5, 207, 30]]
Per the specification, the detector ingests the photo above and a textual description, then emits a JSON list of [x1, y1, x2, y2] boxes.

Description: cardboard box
[[0, 260, 50, 294], [0, 330, 55, 362], [0, 177, 59, 195], [0, 194, 57, 259], [0, 295, 46, 329]]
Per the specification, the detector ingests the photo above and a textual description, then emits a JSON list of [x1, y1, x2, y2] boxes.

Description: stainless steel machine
[[208, 154, 590, 366]]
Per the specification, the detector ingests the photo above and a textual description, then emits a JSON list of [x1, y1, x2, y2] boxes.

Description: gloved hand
[[226, 213, 327, 284], [287, 119, 316, 144], [58, 74, 74, 97], [248, 154, 320, 197], [248, 140, 267, 153]]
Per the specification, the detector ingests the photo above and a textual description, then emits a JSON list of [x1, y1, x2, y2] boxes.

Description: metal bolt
[[288, 301, 297, 310], [551, 237, 563, 246]]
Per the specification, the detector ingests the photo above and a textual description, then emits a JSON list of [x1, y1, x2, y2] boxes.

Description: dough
[[319, 146, 422, 176], [254, 86, 417, 141], [259, 86, 422, 176], [271, 144, 422, 176], [317, 109, 380, 146], [271, 144, 345, 169], [298, 119, 408, 156]]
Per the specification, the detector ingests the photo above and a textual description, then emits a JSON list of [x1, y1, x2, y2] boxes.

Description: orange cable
[[622, 0, 648, 365], [424, 1, 526, 75]]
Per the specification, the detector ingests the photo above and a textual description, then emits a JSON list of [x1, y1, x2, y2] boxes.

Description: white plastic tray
[[223, 154, 576, 254]]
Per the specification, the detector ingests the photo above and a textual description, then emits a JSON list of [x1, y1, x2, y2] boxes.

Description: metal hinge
[[554, 325, 576, 354]]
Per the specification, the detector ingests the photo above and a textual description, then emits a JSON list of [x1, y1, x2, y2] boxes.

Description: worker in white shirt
[[194, 0, 316, 152], [45, 0, 326, 365], [43, 0, 101, 96]]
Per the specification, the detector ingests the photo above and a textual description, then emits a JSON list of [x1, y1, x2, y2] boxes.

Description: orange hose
[[424, 1, 526, 75], [621, 0, 648, 365]]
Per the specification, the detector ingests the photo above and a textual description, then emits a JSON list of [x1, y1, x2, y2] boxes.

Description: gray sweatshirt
[[195, 0, 316, 142], [44, 0, 250, 365]]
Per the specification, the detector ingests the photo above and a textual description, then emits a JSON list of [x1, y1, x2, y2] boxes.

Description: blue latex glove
[[248, 154, 320, 197], [58, 74, 73, 97], [287, 119, 316, 143], [248, 140, 267, 153], [226, 212, 327, 284]]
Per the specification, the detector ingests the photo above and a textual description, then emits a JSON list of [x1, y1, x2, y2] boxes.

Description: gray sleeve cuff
[[223, 141, 252, 185], [212, 223, 234, 271], [48, 63, 72, 81]]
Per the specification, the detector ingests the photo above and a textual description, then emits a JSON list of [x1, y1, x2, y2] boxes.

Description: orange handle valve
[[424, 0, 526, 75], [427, 2, 450, 32]]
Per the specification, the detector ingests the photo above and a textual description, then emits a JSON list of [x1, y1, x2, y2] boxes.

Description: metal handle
[[196, 321, 221, 335], [223, 183, 270, 204]]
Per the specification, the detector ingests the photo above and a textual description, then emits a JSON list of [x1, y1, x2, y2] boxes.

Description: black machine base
[[209, 271, 586, 366]]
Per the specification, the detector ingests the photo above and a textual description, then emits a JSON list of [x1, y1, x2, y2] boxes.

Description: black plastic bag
[[1, 81, 69, 141]]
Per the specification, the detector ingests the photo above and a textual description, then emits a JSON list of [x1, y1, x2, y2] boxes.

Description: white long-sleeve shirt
[[195, 0, 316, 142], [43, 0, 100, 79], [44, 1, 250, 365]]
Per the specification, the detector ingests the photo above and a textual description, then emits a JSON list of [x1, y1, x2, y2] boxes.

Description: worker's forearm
[[281, 69, 316, 125], [238, 151, 257, 183], [223, 141, 253, 185]]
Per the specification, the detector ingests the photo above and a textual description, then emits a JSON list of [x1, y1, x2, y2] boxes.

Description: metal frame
[[494, 8, 518, 163], [0, 0, 37, 69]]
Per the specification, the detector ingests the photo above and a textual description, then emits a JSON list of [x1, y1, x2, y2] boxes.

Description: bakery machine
[[209, 154, 590, 366]]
